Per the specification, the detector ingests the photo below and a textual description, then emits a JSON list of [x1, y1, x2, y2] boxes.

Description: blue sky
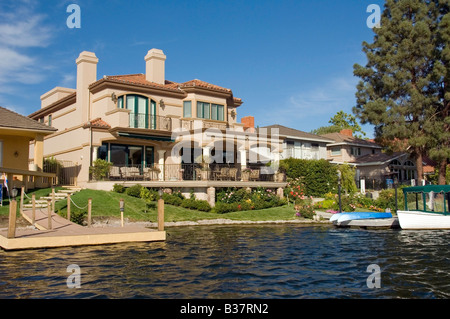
[[0, 0, 384, 138]]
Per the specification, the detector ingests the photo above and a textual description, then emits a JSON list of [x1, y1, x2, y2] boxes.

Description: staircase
[[23, 186, 82, 209]]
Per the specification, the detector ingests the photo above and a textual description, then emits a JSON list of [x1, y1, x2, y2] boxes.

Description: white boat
[[397, 185, 450, 230]]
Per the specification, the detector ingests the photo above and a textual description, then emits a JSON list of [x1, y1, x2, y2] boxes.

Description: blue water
[[0, 225, 449, 299]]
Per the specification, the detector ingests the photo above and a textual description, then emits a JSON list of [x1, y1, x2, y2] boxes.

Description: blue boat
[[330, 212, 392, 223]]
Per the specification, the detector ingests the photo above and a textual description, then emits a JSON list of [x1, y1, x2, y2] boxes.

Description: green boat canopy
[[402, 185, 450, 194]]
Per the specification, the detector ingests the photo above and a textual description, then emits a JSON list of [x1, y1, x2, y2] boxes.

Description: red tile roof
[[99, 74, 242, 105], [83, 118, 111, 129]]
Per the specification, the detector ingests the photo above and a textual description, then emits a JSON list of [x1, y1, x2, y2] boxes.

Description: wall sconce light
[[111, 92, 118, 104], [159, 99, 165, 109], [13, 151, 19, 158], [230, 110, 236, 119]]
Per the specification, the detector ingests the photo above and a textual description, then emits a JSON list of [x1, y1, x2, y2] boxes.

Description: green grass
[[1, 188, 307, 223], [61, 189, 301, 223]]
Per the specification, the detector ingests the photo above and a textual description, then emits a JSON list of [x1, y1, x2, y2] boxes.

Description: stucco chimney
[[76, 51, 98, 122], [340, 129, 353, 137], [145, 49, 166, 84]]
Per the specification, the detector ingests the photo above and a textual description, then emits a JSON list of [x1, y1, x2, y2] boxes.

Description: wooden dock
[[0, 207, 166, 251]]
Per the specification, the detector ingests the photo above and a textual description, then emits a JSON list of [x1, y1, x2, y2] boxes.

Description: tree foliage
[[353, 0, 449, 184], [312, 111, 366, 138]]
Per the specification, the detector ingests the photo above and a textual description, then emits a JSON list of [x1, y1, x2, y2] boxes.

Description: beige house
[[28, 49, 285, 202], [322, 129, 417, 187]]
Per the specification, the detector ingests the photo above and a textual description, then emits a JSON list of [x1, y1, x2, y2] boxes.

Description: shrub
[[213, 202, 238, 214], [71, 210, 87, 225], [280, 158, 338, 196], [89, 159, 112, 181], [125, 184, 143, 198], [113, 184, 125, 193]]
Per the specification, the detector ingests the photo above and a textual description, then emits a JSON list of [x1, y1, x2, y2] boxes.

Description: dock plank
[[0, 208, 165, 250]]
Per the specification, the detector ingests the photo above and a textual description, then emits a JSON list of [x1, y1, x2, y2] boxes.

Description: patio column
[[239, 149, 247, 181], [92, 146, 99, 162], [33, 134, 44, 171], [207, 187, 215, 208], [158, 150, 166, 181]]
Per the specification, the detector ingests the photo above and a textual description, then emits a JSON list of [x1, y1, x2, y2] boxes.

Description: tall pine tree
[[424, 2, 450, 184], [353, 0, 448, 184]]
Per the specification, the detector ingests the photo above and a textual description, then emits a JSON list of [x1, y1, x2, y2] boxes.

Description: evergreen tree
[[312, 110, 366, 138], [353, 0, 448, 184], [424, 2, 450, 184]]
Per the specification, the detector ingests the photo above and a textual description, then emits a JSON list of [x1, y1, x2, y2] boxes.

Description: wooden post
[[7, 200, 17, 239], [87, 198, 92, 227], [158, 198, 164, 231], [119, 198, 124, 227], [51, 187, 55, 214], [67, 193, 71, 221], [31, 194, 36, 225], [20, 186, 24, 215], [47, 199, 52, 230]]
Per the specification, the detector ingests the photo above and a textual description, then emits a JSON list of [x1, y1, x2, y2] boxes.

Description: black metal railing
[[95, 163, 285, 182], [129, 113, 172, 131]]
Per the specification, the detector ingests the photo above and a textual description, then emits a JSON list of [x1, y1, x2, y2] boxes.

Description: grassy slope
[[0, 188, 299, 223]]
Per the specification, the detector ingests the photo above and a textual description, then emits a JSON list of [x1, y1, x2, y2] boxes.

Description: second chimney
[[340, 129, 353, 137], [145, 49, 166, 84]]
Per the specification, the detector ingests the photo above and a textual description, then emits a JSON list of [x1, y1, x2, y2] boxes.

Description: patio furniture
[[228, 168, 238, 181], [195, 168, 202, 180], [121, 167, 141, 180], [249, 169, 260, 181], [217, 167, 229, 180], [109, 166, 121, 180]]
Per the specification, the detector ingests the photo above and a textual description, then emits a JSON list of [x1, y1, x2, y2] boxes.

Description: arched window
[[118, 94, 156, 129], [389, 159, 401, 166], [404, 160, 414, 167]]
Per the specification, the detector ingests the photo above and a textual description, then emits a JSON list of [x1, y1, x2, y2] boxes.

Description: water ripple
[[0, 225, 449, 298]]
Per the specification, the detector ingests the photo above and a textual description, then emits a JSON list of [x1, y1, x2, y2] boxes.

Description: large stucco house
[[28, 49, 285, 203]]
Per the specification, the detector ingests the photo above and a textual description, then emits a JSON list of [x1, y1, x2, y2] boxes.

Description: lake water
[[0, 224, 449, 299]]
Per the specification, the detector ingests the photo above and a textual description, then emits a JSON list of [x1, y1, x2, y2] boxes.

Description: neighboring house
[[0, 106, 57, 191], [322, 129, 417, 185], [258, 124, 333, 161], [28, 49, 285, 202]]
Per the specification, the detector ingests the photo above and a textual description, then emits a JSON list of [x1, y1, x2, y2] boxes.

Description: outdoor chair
[[217, 167, 229, 180], [195, 168, 202, 180], [228, 168, 238, 181], [109, 166, 121, 180], [249, 169, 260, 181]]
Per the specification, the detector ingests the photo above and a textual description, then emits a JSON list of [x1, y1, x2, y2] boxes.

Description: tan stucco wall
[[0, 134, 31, 170]]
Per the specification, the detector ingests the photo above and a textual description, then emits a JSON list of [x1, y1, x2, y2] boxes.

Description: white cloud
[[258, 76, 360, 131], [0, 2, 54, 86]]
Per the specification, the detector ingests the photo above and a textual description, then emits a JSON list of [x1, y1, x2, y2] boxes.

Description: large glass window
[[211, 104, 224, 121], [197, 101, 210, 119], [120, 94, 154, 129], [183, 101, 192, 118]]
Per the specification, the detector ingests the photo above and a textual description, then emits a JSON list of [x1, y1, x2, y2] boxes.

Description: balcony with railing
[[129, 113, 172, 131]]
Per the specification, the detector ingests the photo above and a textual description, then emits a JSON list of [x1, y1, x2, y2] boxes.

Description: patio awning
[[117, 132, 174, 142]]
